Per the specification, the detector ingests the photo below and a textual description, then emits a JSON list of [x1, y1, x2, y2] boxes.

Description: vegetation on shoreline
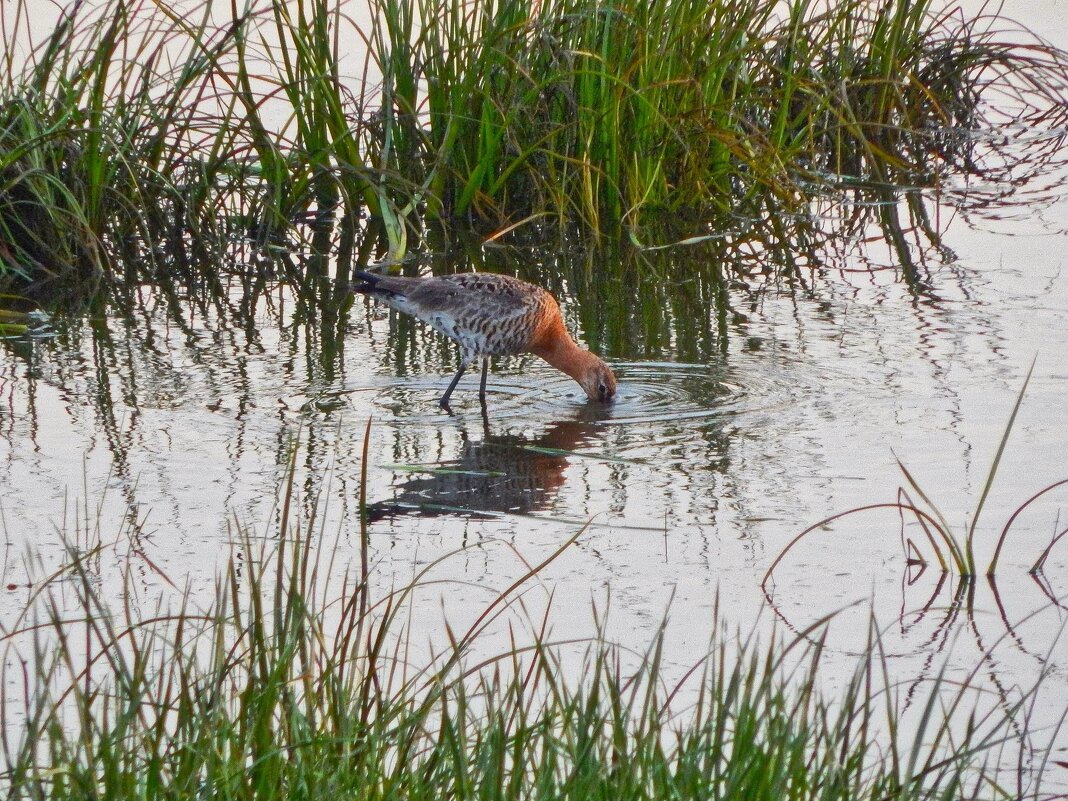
[[1, 0, 1067, 297], [0, 457, 1055, 800]]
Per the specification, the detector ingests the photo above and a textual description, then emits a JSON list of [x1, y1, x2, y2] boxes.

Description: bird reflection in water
[[367, 407, 609, 521]]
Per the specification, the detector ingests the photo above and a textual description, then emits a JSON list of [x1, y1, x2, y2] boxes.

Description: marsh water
[[3, 0, 1068, 788], [5, 207, 1068, 748]]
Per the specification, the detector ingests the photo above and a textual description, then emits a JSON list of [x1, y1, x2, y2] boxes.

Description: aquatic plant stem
[[979, 357, 1036, 575], [761, 502, 950, 590]]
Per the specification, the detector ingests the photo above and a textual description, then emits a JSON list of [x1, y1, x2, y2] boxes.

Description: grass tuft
[[2, 0, 1068, 295], [0, 447, 1056, 799]]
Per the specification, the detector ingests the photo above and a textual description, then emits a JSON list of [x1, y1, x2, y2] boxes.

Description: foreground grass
[[1, 0, 1067, 294], [0, 467, 1053, 800]]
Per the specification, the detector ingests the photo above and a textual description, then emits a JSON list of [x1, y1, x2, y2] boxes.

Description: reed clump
[[0, 489, 1051, 800], [377, 0, 1068, 231], [0, 0, 397, 295], [2, 0, 1067, 295]]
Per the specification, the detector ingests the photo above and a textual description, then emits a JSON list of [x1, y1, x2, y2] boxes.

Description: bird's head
[[578, 357, 617, 403]]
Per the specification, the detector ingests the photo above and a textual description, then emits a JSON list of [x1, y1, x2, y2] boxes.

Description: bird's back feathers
[[353, 271, 556, 357]]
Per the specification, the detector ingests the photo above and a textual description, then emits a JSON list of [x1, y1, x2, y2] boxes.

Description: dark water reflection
[[366, 412, 606, 521]]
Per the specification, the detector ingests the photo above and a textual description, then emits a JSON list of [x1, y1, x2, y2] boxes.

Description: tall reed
[[374, 0, 1068, 236], [3, 0, 1067, 295]]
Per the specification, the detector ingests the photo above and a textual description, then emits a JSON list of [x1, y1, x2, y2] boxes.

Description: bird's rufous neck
[[531, 332, 597, 384]]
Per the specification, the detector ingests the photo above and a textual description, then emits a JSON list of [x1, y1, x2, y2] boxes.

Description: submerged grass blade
[[380, 463, 508, 477], [762, 501, 951, 591], [894, 453, 967, 573], [519, 444, 645, 465], [978, 357, 1036, 575]]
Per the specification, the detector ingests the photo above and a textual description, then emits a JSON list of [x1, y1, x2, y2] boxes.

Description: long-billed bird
[[352, 270, 617, 408]]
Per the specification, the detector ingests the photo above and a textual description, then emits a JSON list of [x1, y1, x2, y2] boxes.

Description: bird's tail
[[351, 269, 383, 295], [352, 270, 412, 299]]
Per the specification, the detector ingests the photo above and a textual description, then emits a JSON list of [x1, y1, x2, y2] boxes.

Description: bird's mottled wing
[[410, 274, 553, 355], [410, 274, 548, 322]]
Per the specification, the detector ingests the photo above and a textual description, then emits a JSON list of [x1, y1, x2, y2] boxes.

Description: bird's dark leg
[[478, 359, 491, 430], [439, 361, 468, 409]]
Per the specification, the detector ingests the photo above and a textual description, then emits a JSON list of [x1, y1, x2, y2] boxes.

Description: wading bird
[[352, 270, 617, 409]]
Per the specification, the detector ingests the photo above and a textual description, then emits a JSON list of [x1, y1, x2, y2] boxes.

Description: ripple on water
[[612, 358, 838, 426], [368, 369, 603, 425], [363, 356, 833, 430]]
